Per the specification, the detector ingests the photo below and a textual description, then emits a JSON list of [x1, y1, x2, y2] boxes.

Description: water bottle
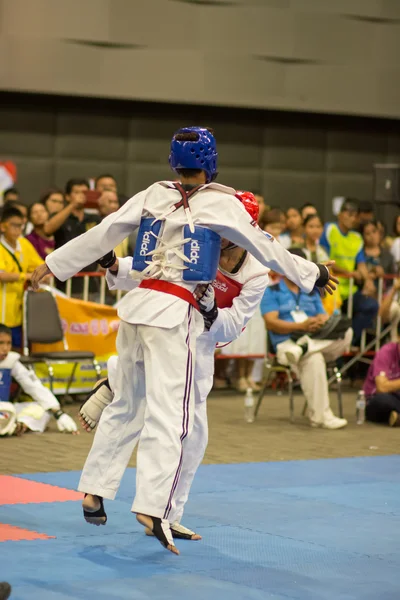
[[244, 387, 254, 423], [356, 390, 366, 425]]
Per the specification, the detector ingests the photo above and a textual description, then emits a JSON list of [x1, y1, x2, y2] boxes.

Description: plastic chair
[[22, 288, 101, 394]]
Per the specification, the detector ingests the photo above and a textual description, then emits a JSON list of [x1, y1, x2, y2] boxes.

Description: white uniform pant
[[78, 309, 202, 520], [276, 329, 353, 423]]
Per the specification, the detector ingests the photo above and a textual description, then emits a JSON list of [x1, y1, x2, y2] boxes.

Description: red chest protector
[[212, 270, 243, 309]]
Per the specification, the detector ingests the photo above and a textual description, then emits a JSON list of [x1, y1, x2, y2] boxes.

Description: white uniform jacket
[[46, 181, 319, 330]]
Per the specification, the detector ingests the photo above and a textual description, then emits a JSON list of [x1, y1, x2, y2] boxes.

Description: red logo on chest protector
[[212, 270, 243, 309]]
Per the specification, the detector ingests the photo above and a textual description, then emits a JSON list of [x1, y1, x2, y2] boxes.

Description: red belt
[[139, 279, 199, 310]]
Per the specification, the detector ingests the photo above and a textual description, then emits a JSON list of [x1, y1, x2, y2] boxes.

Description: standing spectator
[[280, 207, 304, 248], [95, 174, 118, 194], [261, 249, 350, 429], [3, 187, 19, 203], [320, 199, 379, 346], [363, 341, 400, 426], [300, 203, 318, 221], [356, 200, 374, 231], [390, 214, 400, 270], [26, 202, 55, 260], [302, 214, 329, 263], [43, 178, 100, 295], [259, 208, 285, 240], [360, 221, 395, 290], [5, 200, 28, 230], [0, 206, 44, 348], [40, 188, 65, 215]]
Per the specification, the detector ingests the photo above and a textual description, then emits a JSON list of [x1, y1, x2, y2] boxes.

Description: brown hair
[[259, 207, 283, 230]]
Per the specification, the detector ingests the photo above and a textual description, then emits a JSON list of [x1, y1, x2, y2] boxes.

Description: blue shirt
[[260, 280, 325, 349]]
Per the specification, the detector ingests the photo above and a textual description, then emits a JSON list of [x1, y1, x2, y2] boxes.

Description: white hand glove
[[198, 284, 216, 313], [56, 412, 78, 433], [79, 380, 113, 430]]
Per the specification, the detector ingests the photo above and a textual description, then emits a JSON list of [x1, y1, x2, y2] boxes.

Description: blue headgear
[[169, 127, 218, 183]]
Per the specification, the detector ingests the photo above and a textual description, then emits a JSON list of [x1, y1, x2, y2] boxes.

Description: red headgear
[[235, 190, 260, 222]]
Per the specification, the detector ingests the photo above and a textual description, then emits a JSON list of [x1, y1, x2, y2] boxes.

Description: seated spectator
[[0, 206, 44, 348], [378, 279, 400, 342], [95, 174, 118, 194], [3, 187, 19, 204], [259, 207, 285, 239], [41, 188, 65, 215], [43, 178, 100, 295], [356, 200, 374, 231], [0, 324, 77, 435], [300, 203, 318, 221], [363, 340, 400, 426], [390, 214, 400, 270], [302, 214, 329, 263], [279, 207, 304, 249], [25, 202, 55, 260], [320, 199, 379, 346], [261, 248, 351, 429]]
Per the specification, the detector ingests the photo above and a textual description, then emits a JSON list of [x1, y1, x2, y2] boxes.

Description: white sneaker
[[311, 415, 348, 429], [285, 345, 303, 364]]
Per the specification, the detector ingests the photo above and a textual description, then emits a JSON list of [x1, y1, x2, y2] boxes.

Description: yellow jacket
[[0, 237, 43, 327]]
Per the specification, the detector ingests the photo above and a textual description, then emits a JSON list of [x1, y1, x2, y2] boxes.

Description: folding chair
[[254, 332, 344, 422], [23, 288, 102, 394]]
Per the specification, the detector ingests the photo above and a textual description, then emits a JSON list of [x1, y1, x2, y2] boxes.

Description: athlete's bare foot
[[136, 514, 179, 555], [82, 494, 107, 525]]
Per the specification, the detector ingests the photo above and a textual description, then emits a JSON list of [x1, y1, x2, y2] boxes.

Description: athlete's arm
[[200, 195, 326, 294], [106, 256, 139, 291], [33, 191, 147, 286], [209, 274, 269, 343]]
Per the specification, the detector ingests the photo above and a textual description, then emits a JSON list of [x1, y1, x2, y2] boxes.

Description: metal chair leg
[[301, 400, 307, 417], [65, 362, 79, 396], [47, 363, 54, 394], [93, 359, 102, 380], [288, 371, 295, 423], [254, 367, 271, 418], [334, 367, 343, 418]]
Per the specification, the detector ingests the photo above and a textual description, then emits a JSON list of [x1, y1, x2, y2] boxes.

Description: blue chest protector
[[132, 218, 163, 272], [182, 225, 220, 282], [0, 369, 12, 402]]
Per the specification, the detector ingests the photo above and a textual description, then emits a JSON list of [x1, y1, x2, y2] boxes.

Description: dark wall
[[1, 92, 400, 221]]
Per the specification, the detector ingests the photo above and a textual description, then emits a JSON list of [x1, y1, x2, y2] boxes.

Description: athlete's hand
[[194, 283, 208, 301], [198, 285, 216, 312], [317, 261, 339, 297], [56, 412, 79, 434], [31, 263, 52, 290]]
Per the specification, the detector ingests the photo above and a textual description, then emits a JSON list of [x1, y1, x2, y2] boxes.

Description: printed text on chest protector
[[189, 240, 200, 264], [140, 232, 152, 256]]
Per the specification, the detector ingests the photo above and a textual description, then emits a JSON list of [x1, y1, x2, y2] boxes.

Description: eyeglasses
[[7, 221, 24, 229]]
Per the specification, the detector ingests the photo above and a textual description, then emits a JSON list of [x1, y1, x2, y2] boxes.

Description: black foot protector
[[83, 495, 107, 525]]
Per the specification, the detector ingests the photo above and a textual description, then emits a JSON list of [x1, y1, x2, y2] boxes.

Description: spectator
[[43, 179, 100, 295], [302, 214, 329, 263], [26, 202, 55, 260], [0, 324, 78, 435], [98, 190, 119, 218], [95, 174, 118, 194], [280, 207, 304, 248], [390, 214, 400, 270], [320, 199, 379, 346], [0, 206, 44, 348], [3, 187, 19, 203], [300, 203, 318, 221], [356, 200, 374, 231], [261, 248, 350, 429], [363, 340, 400, 426], [378, 279, 400, 342], [5, 200, 28, 231], [251, 190, 266, 219], [360, 221, 395, 291], [259, 207, 285, 239], [41, 188, 65, 215]]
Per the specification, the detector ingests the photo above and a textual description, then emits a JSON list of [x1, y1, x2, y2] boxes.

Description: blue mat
[[1, 456, 400, 600]]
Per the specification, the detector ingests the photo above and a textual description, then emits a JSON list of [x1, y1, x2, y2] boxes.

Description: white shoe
[[285, 345, 303, 364], [311, 415, 348, 429]]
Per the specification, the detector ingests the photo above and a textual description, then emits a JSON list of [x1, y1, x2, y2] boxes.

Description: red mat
[[0, 476, 82, 505], [0, 523, 54, 542]]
